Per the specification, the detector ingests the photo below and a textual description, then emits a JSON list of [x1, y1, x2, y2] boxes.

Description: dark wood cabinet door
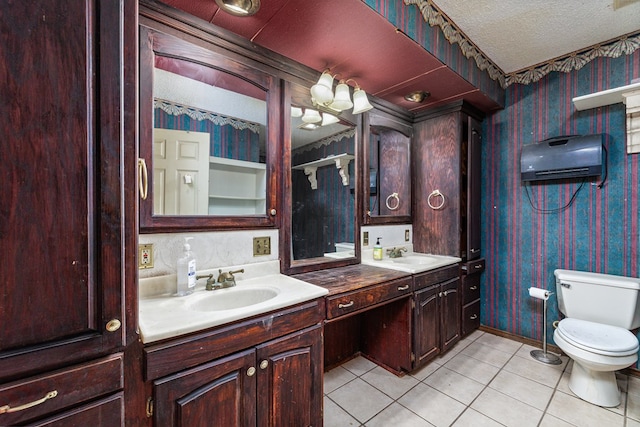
[[256, 325, 323, 427], [154, 350, 257, 427], [467, 116, 483, 260], [413, 285, 441, 367], [30, 393, 124, 427], [0, 0, 124, 381], [441, 278, 461, 353]]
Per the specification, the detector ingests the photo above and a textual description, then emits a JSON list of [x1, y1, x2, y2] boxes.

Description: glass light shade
[[352, 88, 374, 114], [310, 72, 334, 105], [329, 82, 353, 111], [301, 108, 322, 124], [291, 106, 303, 117], [321, 112, 340, 126]]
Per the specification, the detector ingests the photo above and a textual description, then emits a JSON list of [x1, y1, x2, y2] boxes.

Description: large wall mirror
[[282, 81, 360, 273], [363, 113, 412, 224], [139, 27, 280, 232]]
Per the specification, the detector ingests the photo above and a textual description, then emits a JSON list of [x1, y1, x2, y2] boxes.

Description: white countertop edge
[[360, 252, 461, 274]]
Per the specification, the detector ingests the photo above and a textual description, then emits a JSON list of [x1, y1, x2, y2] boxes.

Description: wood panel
[[324, 316, 362, 370], [325, 278, 412, 319], [31, 393, 124, 427]]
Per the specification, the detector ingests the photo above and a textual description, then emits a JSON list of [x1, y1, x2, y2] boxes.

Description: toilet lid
[[556, 318, 639, 356]]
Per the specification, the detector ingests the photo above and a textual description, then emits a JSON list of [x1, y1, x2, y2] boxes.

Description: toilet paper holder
[[528, 287, 562, 365]]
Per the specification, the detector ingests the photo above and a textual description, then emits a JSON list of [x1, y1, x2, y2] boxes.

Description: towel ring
[[385, 192, 400, 211], [427, 189, 445, 210]]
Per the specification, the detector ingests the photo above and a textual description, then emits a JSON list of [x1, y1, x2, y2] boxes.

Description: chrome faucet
[[195, 273, 217, 291], [386, 247, 408, 258], [216, 268, 244, 288]]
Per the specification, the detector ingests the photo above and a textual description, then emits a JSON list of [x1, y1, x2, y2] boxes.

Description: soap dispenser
[[176, 237, 196, 296], [373, 237, 383, 260]]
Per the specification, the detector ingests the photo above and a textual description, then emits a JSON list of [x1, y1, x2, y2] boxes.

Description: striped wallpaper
[[482, 51, 640, 350]]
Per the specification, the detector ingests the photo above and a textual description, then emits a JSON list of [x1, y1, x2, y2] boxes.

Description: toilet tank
[[555, 269, 640, 329]]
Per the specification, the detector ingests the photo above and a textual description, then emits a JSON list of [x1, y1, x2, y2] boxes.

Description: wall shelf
[[572, 81, 640, 111], [292, 153, 354, 190]]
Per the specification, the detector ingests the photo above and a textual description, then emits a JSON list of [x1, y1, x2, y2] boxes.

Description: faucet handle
[[196, 273, 216, 290]]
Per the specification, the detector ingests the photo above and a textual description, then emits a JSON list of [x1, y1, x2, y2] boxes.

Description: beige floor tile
[[341, 356, 378, 377], [324, 366, 357, 394], [556, 371, 571, 394], [546, 390, 624, 427], [409, 359, 442, 381], [423, 366, 485, 405], [627, 418, 640, 427], [628, 375, 640, 397], [475, 333, 523, 355], [362, 366, 420, 399], [327, 377, 393, 423], [444, 353, 500, 385], [627, 388, 640, 421], [503, 353, 564, 388], [488, 369, 554, 410], [471, 387, 543, 427], [460, 341, 515, 368], [514, 344, 568, 368], [435, 340, 469, 364], [364, 402, 433, 427], [451, 408, 504, 427], [398, 383, 466, 427], [538, 413, 577, 427], [324, 396, 360, 427]]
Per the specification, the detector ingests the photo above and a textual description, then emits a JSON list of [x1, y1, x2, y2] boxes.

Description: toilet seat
[[556, 318, 639, 356]]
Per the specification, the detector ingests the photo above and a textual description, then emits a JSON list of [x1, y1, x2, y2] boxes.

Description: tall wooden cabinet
[[413, 101, 484, 337], [0, 1, 130, 424]]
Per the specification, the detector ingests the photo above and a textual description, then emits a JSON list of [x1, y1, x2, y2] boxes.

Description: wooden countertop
[[292, 264, 411, 296]]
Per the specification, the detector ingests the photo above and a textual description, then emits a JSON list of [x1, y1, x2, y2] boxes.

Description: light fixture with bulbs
[[291, 106, 341, 131], [310, 71, 374, 115], [215, 0, 260, 16]]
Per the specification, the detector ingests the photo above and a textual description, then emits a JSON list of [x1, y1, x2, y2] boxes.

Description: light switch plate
[[405, 229, 410, 242], [139, 243, 154, 269], [253, 237, 271, 256], [363, 231, 369, 246]]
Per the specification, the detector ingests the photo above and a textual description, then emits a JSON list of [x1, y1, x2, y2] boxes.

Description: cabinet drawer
[[326, 278, 412, 319], [462, 258, 485, 274], [413, 264, 459, 291], [462, 273, 481, 305], [462, 300, 481, 336], [0, 354, 123, 426]]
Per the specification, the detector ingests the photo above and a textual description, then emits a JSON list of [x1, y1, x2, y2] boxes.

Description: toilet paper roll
[[529, 287, 550, 300]]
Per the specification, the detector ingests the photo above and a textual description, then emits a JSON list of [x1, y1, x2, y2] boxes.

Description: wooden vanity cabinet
[[0, 0, 132, 424], [461, 258, 485, 336], [146, 301, 324, 427], [412, 265, 461, 369], [412, 101, 484, 261]]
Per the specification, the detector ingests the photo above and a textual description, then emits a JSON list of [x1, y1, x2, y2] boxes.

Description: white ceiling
[[432, 0, 640, 73]]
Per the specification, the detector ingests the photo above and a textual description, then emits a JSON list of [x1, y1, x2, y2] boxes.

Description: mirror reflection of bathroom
[[369, 125, 411, 217], [290, 105, 356, 261], [152, 56, 268, 216]]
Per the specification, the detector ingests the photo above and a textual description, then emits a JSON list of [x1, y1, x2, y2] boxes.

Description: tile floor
[[323, 330, 640, 427]]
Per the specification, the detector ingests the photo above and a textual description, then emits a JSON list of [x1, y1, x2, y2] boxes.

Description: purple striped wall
[[482, 51, 640, 349]]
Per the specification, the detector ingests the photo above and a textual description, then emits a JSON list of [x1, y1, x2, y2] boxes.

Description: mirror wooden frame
[[362, 112, 413, 225], [280, 81, 362, 274], [139, 26, 281, 232]]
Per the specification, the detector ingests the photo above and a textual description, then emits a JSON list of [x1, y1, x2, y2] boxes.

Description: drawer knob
[[247, 367, 256, 377], [474, 265, 483, 269], [397, 285, 410, 291], [469, 314, 478, 320], [106, 319, 121, 332], [260, 360, 269, 370], [0, 390, 58, 414], [470, 286, 478, 290], [338, 301, 354, 309]]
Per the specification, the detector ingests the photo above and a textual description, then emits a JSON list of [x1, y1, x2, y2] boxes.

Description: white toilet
[[553, 269, 640, 407]]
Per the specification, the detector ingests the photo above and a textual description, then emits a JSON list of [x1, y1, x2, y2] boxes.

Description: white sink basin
[[392, 255, 441, 265], [362, 252, 461, 274], [185, 287, 279, 311]]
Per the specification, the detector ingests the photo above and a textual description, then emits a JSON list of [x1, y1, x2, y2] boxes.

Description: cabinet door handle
[[469, 314, 478, 320], [260, 360, 269, 370], [474, 264, 483, 269], [247, 367, 256, 377], [470, 286, 478, 290], [397, 285, 410, 291], [470, 248, 480, 254], [338, 301, 354, 309], [138, 158, 148, 200], [0, 391, 58, 414]]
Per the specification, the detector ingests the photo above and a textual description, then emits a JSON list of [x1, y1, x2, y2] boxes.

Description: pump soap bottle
[[373, 237, 383, 260], [176, 237, 196, 296]]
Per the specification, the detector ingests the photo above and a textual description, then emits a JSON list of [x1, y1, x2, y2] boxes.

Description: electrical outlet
[[363, 231, 369, 246], [139, 243, 154, 269], [253, 236, 271, 256], [405, 229, 410, 242]]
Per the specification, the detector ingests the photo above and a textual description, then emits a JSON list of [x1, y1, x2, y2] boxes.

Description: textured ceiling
[[432, 0, 640, 73]]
